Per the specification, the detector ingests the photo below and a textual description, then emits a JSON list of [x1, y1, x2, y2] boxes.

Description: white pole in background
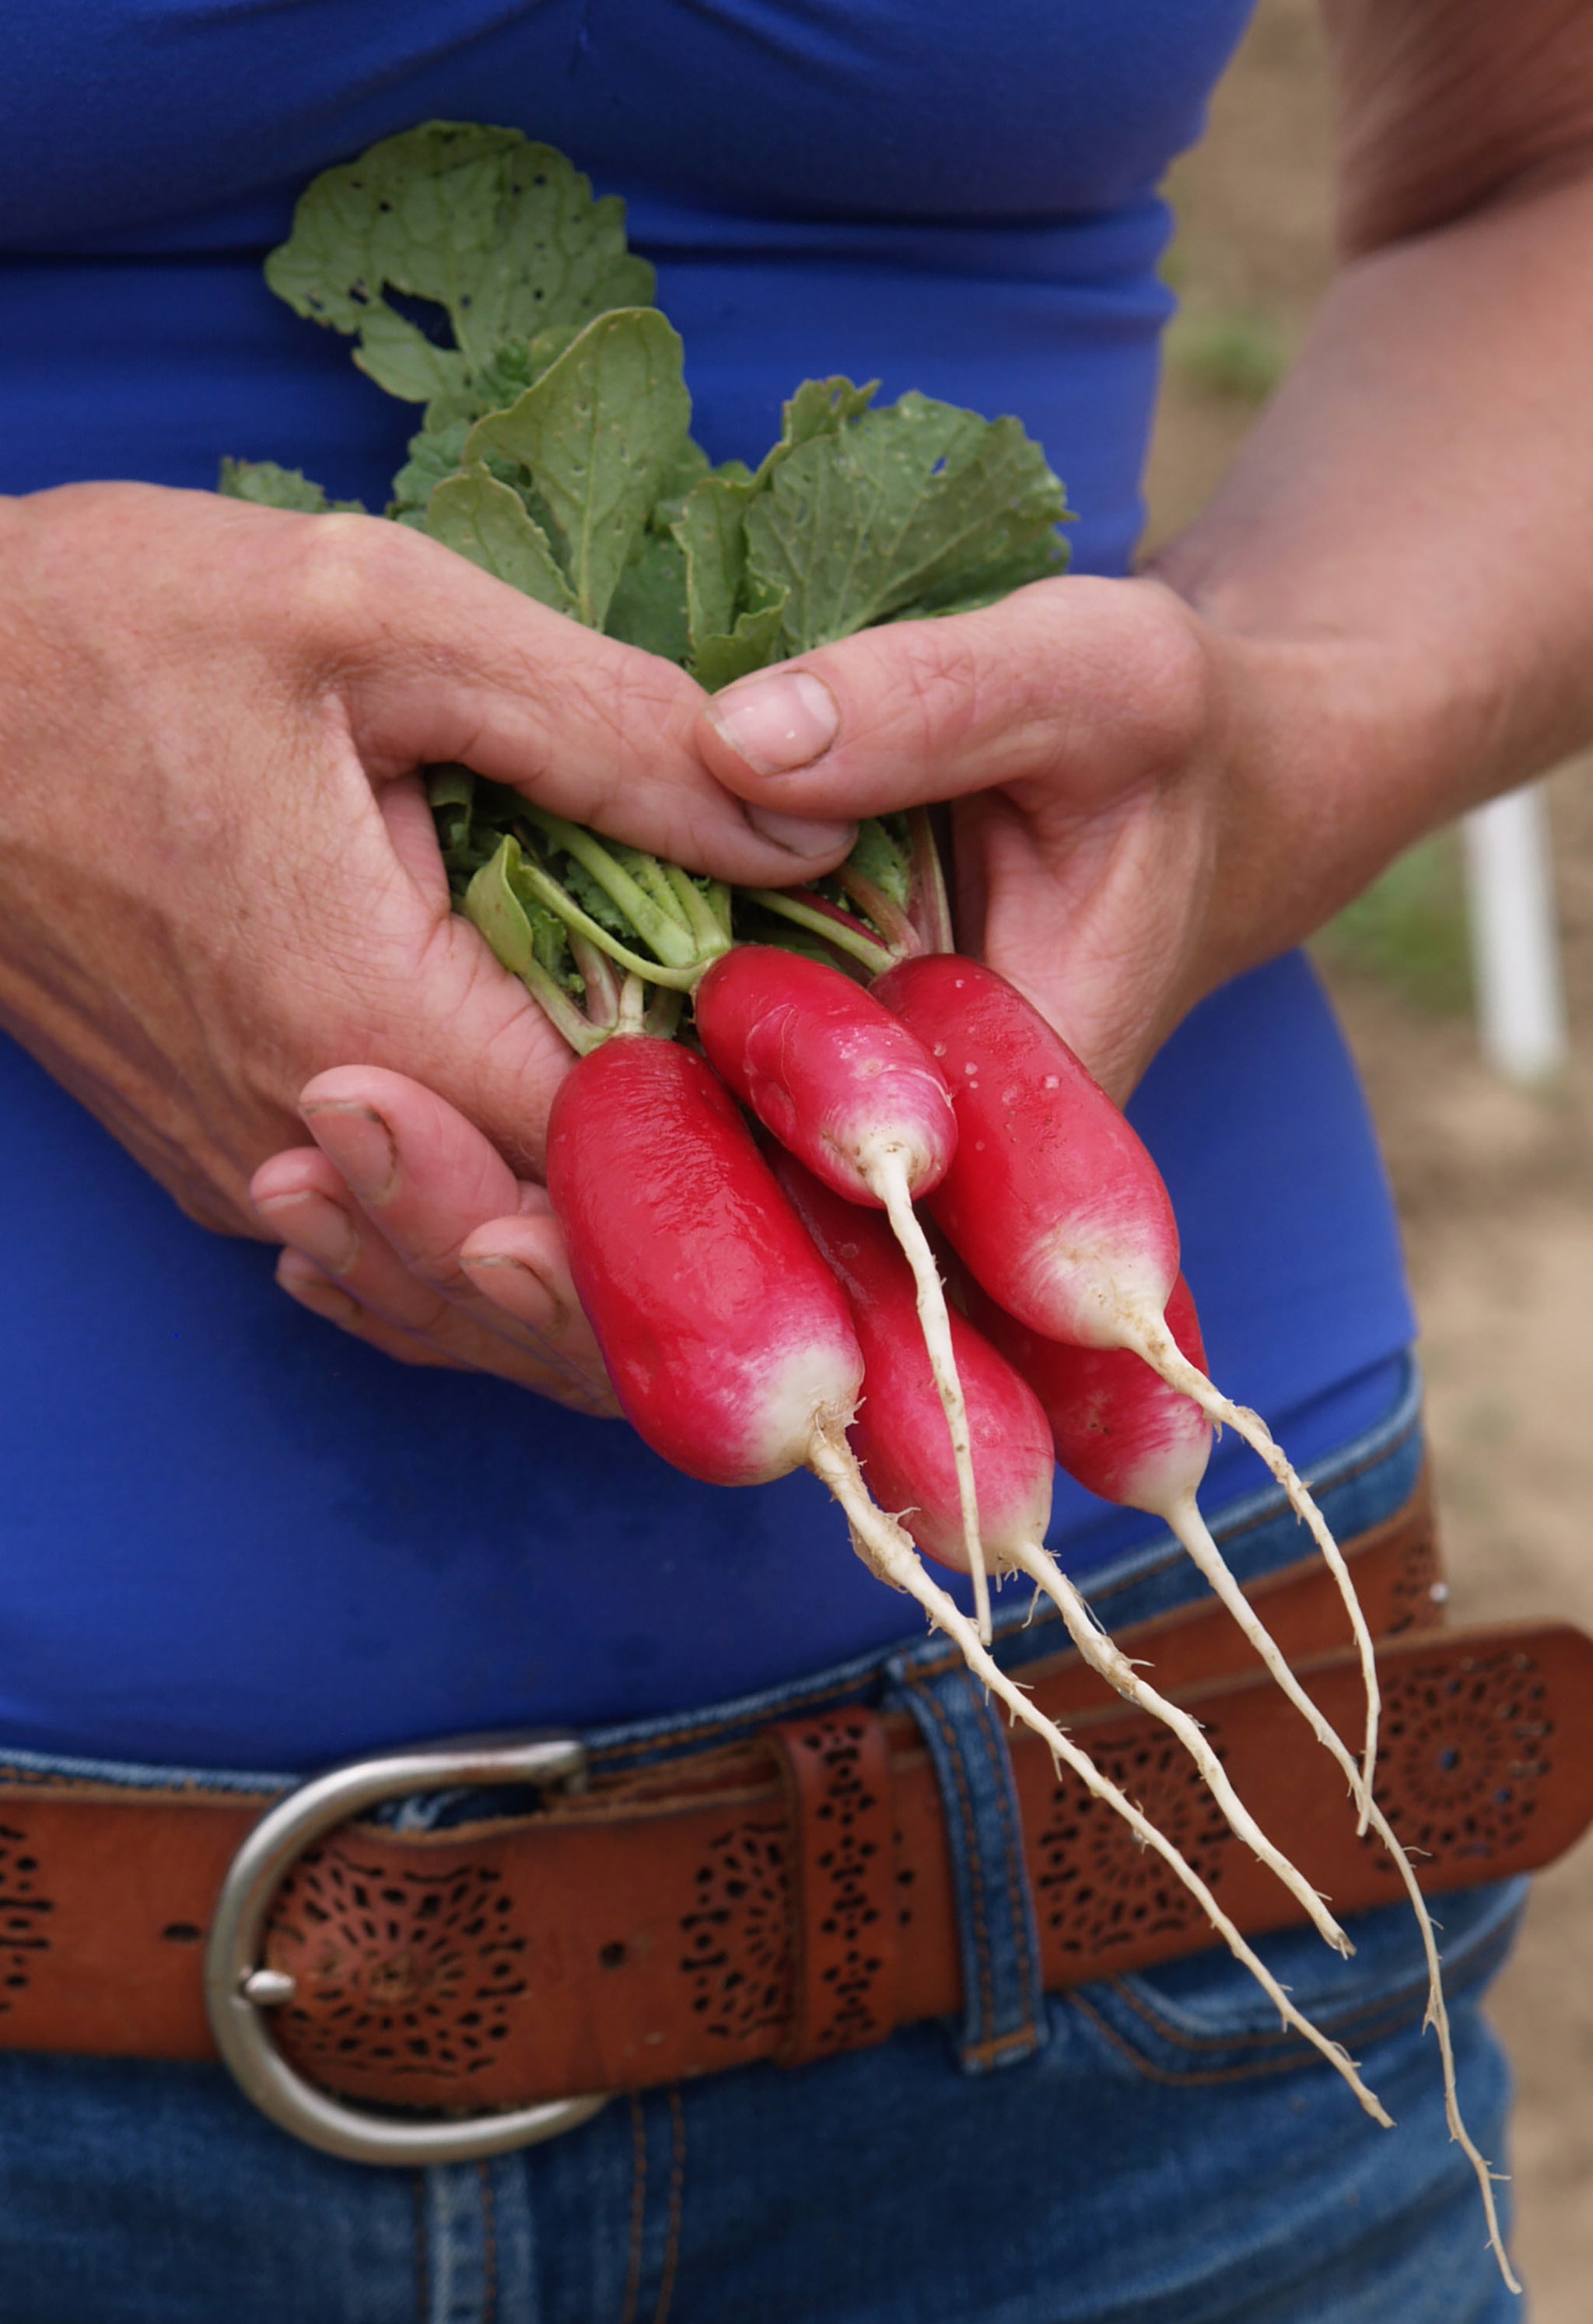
[[1462, 782, 1569, 1085]]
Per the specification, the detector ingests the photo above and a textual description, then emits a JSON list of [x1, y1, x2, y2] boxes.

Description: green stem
[[512, 852, 700, 989], [520, 957, 611, 1054], [516, 805, 700, 971], [568, 930, 622, 1028], [633, 854, 696, 933], [835, 865, 919, 958], [617, 973, 650, 1037], [643, 985, 686, 1040], [906, 807, 955, 954], [740, 888, 898, 975], [663, 862, 735, 961]]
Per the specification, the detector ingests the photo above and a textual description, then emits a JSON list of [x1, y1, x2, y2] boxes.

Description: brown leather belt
[[2, 1482, 1591, 2161]]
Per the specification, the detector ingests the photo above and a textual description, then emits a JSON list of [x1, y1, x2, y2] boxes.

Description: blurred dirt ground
[[1152, 7, 1593, 2313]]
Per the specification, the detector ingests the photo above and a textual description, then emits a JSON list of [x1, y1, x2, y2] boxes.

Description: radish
[[975, 1275, 1515, 2287], [546, 1032, 864, 1487], [874, 953, 1383, 1810], [541, 1031, 1387, 2122], [775, 1155, 1360, 1965], [695, 945, 995, 1639]]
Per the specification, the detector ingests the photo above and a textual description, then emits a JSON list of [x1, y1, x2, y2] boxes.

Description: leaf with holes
[[744, 390, 1071, 653], [464, 309, 692, 629], [606, 534, 691, 661], [264, 121, 654, 402]]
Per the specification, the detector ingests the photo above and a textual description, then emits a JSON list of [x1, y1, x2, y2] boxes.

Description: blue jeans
[[0, 1364, 1525, 2322]]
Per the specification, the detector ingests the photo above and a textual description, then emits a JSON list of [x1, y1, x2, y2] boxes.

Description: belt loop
[[885, 1654, 1049, 2075], [769, 1708, 901, 2066]]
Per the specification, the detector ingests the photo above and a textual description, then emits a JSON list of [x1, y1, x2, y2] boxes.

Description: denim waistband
[[0, 1356, 1423, 1803]]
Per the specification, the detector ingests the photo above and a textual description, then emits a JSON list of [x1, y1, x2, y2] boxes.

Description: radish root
[[866, 1145, 992, 1643], [1004, 1538, 1352, 1958], [1126, 1315, 1381, 1822], [1155, 1490, 1517, 2289], [805, 1423, 1394, 2130]]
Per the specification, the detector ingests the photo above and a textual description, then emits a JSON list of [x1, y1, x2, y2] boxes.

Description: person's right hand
[[0, 482, 856, 1233]]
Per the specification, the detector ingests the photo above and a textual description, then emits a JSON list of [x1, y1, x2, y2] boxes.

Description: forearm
[[1148, 152, 1593, 989]]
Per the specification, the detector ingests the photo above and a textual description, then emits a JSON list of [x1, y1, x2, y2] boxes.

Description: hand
[[694, 576, 1321, 1104], [0, 482, 856, 1232], [252, 1066, 617, 1415]]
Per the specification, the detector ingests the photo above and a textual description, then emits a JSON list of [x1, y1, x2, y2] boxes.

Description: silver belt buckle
[[205, 1731, 608, 2165]]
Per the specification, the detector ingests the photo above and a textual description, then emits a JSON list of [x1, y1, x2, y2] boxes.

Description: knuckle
[[1117, 584, 1213, 774], [282, 512, 410, 664]]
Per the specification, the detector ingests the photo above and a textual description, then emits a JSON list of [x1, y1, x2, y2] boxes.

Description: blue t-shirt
[[0, 2, 1414, 1767]]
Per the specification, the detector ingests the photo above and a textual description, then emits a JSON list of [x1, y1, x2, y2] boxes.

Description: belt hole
[[162, 1921, 203, 1944], [600, 1940, 628, 1969]]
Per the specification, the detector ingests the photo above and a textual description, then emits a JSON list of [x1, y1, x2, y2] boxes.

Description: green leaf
[[691, 602, 787, 691], [389, 415, 471, 525], [673, 473, 751, 651], [649, 437, 712, 538], [466, 837, 540, 979], [424, 468, 577, 614], [217, 458, 364, 514], [605, 536, 691, 661], [264, 121, 654, 403], [751, 376, 880, 486], [744, 390, 1070, 653], [846, 816, 912, 909], [465, 309, 693, 629]]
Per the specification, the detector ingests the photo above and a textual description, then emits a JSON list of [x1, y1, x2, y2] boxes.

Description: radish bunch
[[540, 940, 1512, 2287]]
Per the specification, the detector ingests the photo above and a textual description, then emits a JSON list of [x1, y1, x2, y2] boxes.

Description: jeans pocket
[[1060, 1876, 1527, 2087]]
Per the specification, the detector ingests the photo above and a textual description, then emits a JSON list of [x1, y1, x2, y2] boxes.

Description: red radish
[[696, 945, 994, 1638], [976, 1272, 1214, 1516], [546, 1034, 863, 1487], [874, 953, 1382, 1806], [695, 948, 957, 1209], [762, 1153, 1051, 1572]]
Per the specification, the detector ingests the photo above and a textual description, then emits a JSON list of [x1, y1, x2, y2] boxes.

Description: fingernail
[[257, 1190, 361, 1278], [743, 806, 858, 859], [461, 1250, 565, 1335], [300, 1101, 397, 1206], [707, 670, 839, 775]]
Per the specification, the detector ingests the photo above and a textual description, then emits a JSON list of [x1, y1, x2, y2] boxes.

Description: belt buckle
[[205, 1731, 607, 2165]]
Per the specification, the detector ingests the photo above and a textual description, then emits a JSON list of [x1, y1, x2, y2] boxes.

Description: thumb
[[300, 513, 858, 884], [692, 576, 1211, 824]]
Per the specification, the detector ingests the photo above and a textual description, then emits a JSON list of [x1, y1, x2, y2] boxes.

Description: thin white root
[[1164, 1488, 1518, 2291], [804, 1423, 1394, 2130], [869, 1146, 992, 1644], [1005, 1539, 1353, 1959], [1126, 1318, 1381, 1821]]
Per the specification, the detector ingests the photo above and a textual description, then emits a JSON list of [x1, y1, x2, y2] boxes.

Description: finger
[[288, 513, 857, 882], [457, 1202, 598, 1360], [692, 576, 1213, 824], [253, 1123, 614, 1407], [266, 1187, 617, 1411], [275, 1248, 471, 1370], [294, 1068, 604, 1375], [297, 1066, 523, 1285]]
